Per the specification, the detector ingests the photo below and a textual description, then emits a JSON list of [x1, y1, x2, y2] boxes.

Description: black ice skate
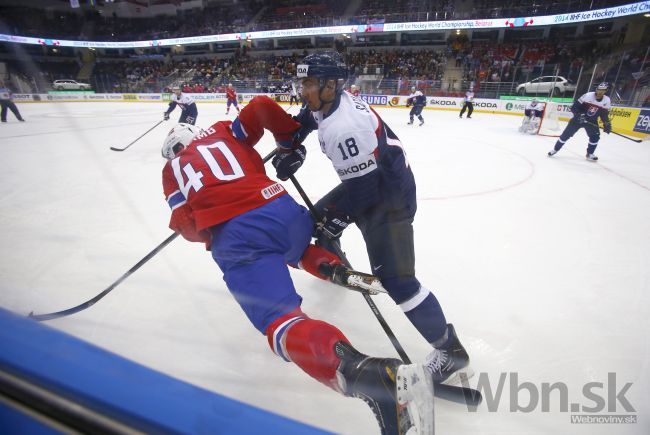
[[585, 153, 599, 161], [548, 149, 558, 157], [419, 119, 424, 126], [425, 324, 470, 385], [335, 341, 434, 435], [407, 120, 414, 125]]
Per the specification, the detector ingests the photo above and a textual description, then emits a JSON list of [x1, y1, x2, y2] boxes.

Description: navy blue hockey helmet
[[297, 51, 348, 109], [596, 82, 609, 91], [297, 51, 348, 82]]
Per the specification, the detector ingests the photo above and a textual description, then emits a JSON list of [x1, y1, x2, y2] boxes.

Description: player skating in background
[[459, 87, 474, 119], [548, 82, 611, 161], [226, 83, 240, 114], [406, 86, 426, 126], [163, 86, 198, 125], [0, 80, 25, 123], [278, 51, 470, 389], [519, 98, 544, 134], [289, 81, 299, 106], [161, 95, 434, 435]]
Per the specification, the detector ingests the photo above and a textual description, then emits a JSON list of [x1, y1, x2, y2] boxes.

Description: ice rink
[[1, 101, 649, 434]]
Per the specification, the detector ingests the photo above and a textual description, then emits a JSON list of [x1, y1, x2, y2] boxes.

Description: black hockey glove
[[272, 145, 306, 181], [576, 113, 587, 125], [603, 122, 612, 134], [317, 207, 350, 239], [163, 112, 170, 121]]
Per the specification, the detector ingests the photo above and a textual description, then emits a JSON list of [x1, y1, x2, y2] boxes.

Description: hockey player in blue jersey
[[406, 86, 426, 126], [274, 51, 470, 403], [164, 86, 198, 125], [548, 82, 612, 161]]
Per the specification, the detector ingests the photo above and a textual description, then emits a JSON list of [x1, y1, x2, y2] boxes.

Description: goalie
[[519, 99, 544, 134]]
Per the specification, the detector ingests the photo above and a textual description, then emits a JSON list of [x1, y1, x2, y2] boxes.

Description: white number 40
[[171, 141, 244, 197]]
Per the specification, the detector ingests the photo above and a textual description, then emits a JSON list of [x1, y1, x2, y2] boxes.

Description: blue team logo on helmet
[[596, 82, 609, 91]]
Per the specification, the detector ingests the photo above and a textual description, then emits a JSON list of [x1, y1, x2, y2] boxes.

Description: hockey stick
[[29, 150, 278, 321], [288, 174, 483, 407], [287, 174, 410, 363], [587, 121, 642, 143], [28, 232, 179, 321], [110, 120, 164, 151]]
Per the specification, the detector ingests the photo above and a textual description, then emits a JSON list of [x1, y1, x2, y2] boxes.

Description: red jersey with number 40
[[162, 95, 300, 243], [162, 121, 286, 231]]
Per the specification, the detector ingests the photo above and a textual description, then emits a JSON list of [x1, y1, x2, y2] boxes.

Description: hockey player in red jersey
[[225, 83, 240, 114], [161, 95, 434, 435]]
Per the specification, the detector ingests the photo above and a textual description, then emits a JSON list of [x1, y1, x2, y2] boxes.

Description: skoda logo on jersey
[[297, 65, 309, 77], [337, 159, 376, 179]]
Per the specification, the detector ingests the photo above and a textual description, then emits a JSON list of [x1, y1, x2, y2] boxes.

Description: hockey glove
[[317, 207, 350, 239], [603, 122, 612, 134], [272, 145, 306, 181], [577, 113, 587, 125], [163, 112, 170, 121]]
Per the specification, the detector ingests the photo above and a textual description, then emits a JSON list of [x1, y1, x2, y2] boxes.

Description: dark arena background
[[0, 1, 648, 434]]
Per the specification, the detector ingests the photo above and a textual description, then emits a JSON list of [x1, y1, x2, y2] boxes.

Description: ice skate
[[548, 149, 558, 157], [419, 119, 424, 126], [407, 120, 413, 125], [585, 153, 598, 161], [425, 324, 470, 385], [336, 341, 434, 435]]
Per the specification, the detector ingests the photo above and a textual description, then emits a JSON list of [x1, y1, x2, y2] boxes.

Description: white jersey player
[[274, 51, 470, 434], [164, 87, 198, 124], [519, 98, 544, 134]]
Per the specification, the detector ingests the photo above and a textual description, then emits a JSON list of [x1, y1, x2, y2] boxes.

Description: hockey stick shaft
[[29, 233, 179, 321], [30, 150, 278, 321], [110, 120, 164, 151], [587, 121, 642, 143], [287, 174, 412, 363]]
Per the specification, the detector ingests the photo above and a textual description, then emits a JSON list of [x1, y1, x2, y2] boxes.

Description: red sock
[[266, 309, 349, 392], [298, 244, 342, 280]]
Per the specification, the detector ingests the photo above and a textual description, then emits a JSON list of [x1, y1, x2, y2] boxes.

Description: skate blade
[[440, 366, 474, 387], [396, 364, 435, 435]]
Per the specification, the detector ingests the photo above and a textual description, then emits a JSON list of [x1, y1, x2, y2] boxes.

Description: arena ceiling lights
[[1, 1, 648, 49]]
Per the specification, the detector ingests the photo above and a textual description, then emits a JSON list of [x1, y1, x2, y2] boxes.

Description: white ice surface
[[1, 102, 649, 434]]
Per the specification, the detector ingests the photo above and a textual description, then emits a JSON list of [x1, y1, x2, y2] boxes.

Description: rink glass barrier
[[0, 307, 329, 435]]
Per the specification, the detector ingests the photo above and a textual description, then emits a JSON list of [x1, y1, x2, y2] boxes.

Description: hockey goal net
[[535, 101, 564, 137]]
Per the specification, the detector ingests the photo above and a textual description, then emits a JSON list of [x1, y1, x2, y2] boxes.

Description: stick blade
[[110, 146, 126, 151]]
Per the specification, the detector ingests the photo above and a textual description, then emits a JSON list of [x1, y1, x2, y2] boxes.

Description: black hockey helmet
[[596, 82, 609, 91]]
